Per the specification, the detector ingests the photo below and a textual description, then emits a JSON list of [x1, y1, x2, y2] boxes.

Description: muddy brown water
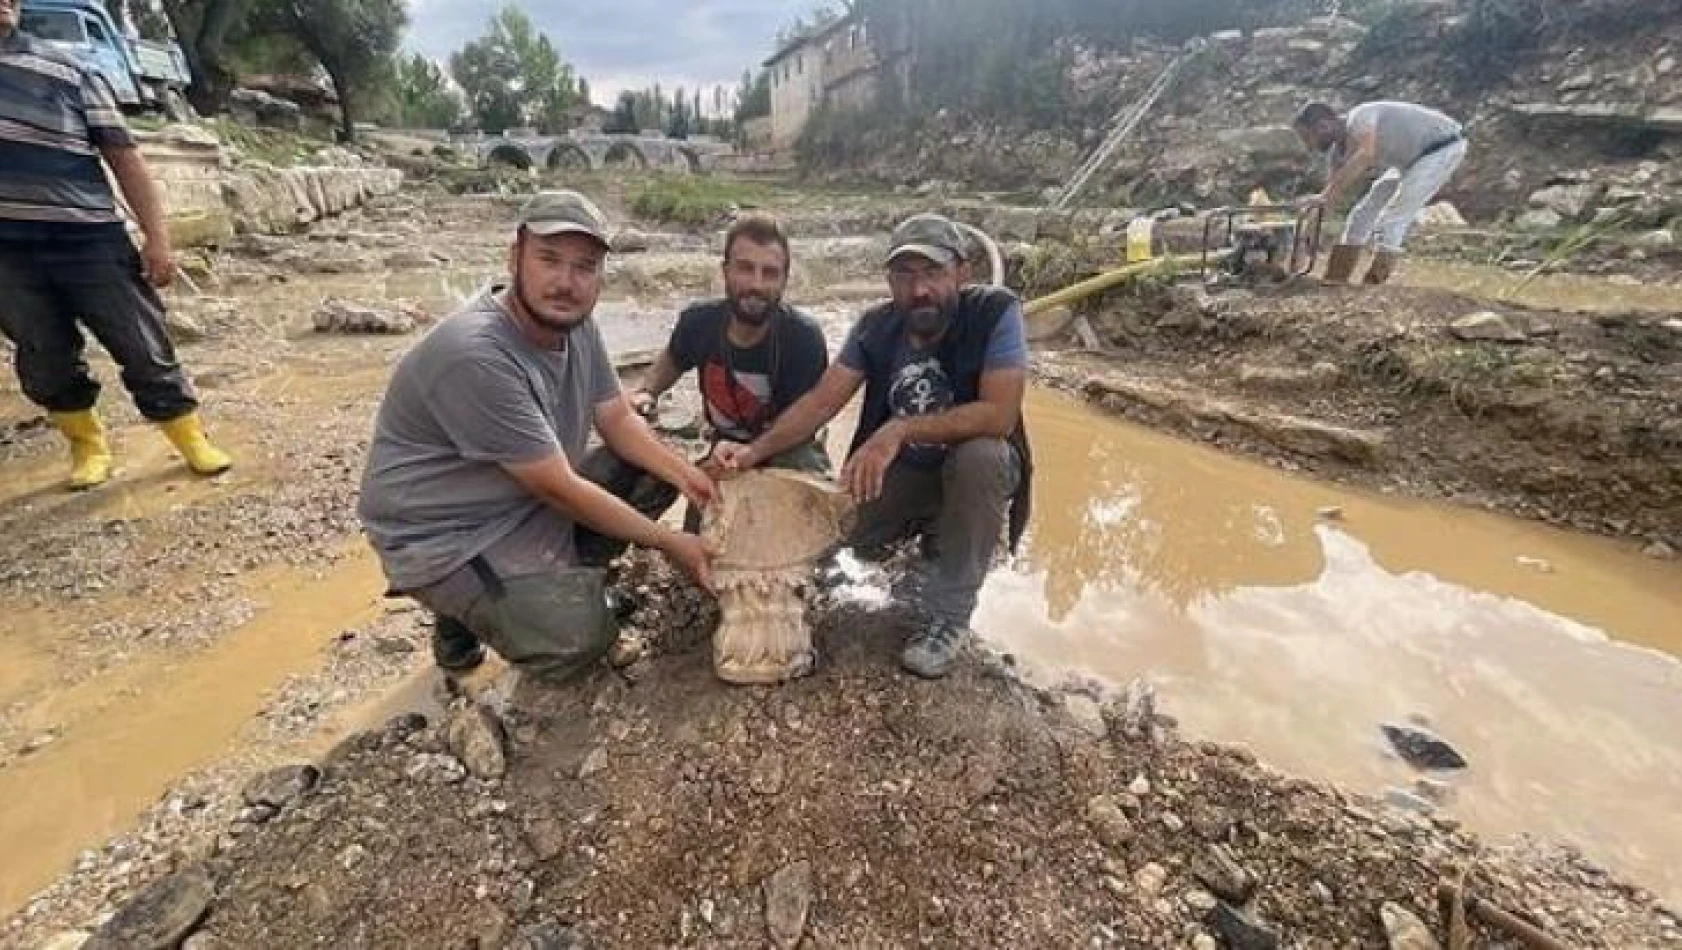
[[982, 388, 1682, 905], [4, 255, 1681, 919]]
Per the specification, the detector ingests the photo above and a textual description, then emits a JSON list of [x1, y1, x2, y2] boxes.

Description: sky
[[404, 0, 833, 111]]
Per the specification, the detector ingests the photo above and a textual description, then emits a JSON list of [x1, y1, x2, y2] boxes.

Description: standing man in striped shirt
[[0, 0, 230, 489]]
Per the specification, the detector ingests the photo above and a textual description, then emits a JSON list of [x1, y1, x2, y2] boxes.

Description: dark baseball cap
[[516, 190, 610, 247], [886, 213, 968, 267]]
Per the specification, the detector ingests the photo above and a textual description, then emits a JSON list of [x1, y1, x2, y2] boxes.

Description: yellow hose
[[1024, 253, 1212, 316]]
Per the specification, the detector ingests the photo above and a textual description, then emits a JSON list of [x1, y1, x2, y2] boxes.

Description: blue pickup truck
[[19, 0, 194, 119]]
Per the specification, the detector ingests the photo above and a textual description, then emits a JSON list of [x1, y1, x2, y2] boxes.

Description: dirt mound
[[129, 558, 1676, 949], [1042, 280, 1682, 547]]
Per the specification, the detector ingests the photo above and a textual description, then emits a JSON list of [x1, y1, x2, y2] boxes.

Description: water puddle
[[0, 547, 387, 913], [1402, 260, 1682, 313], [978, 388, 1682, 903]]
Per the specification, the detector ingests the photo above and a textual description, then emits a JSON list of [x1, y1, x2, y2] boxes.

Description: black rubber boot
[[431, 614, 487, 672]]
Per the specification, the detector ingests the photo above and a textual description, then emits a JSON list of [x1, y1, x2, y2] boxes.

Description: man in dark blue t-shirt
[[631, 213, 830, 477], [717, 213, 1032, 680]]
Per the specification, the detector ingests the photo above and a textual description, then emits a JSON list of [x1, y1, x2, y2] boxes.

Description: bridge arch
[[675, 146, 702, 173], [546, 143, 593, 171], [486, 144, 534, 170], [602, 141, 649, 169]]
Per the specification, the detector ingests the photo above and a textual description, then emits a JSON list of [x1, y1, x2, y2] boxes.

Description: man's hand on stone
[[710, 440, 758, 475], [660, 529, 715, 594], [628, 388, 657, 419], [675, 461, 718, 510], [842, 422, 905, 503]]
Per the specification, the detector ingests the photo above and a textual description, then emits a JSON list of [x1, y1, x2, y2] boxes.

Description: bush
[[628, 176, 771, 227]]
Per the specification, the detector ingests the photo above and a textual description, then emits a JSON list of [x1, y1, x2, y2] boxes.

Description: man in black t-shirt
[[631, 213, 830, 475]]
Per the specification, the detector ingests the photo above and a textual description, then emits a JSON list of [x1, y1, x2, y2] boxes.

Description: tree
[[161, 0, 245, 113], [607, 90, 638, 134], [391, 54, 464, 129], [450, 6, 585, 134], [734, 68, 770, 123], [245, 0, 406, 142]]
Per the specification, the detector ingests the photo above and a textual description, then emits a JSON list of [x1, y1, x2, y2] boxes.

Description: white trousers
[[1340, 139, 1468, 254]]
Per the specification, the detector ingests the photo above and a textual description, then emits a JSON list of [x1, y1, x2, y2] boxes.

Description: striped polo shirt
[[0, 28, 134, 241]]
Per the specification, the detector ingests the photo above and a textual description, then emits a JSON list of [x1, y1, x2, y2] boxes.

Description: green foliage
[[628, 176, 772, 227], [734, 69, 771, 123], [387, 54, 464, 129], [243, 0, 406, 141], [449, 6, 585, 134]]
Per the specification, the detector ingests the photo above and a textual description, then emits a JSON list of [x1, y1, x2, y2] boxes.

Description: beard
[[905, 299, 955, 338], [513, 267, 590, 332], [728, 290, 777, 327]]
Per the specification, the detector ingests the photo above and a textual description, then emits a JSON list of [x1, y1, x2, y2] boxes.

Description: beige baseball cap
[[516, 190, 611, 247]]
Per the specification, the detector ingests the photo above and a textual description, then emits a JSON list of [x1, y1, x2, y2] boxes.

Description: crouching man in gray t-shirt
[[357, 191, 716, 682]]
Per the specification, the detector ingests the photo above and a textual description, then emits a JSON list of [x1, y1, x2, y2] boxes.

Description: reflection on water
[[980, 389, 1682, 904]]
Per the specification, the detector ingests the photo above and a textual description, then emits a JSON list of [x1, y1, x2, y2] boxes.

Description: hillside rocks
[[223, 162, 404, 236]]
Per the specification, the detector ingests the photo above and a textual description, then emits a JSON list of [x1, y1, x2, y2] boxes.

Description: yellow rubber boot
[[49, 410, 114, 491], [158, 411, 233, 476]]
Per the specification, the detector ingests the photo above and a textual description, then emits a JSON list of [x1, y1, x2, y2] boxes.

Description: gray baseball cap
[[516, 190, 611, 247], [886, 213, 968, 267]]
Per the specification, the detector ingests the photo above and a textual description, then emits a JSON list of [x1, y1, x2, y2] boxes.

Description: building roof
[[762, 13, 857, 68]]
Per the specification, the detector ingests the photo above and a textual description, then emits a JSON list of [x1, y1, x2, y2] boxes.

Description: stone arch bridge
[[461, 134, 734, 173]]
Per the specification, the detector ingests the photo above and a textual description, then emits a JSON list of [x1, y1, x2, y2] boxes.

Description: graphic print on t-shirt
[[888, 354, 953, 466], [700, 359, 771, 442]]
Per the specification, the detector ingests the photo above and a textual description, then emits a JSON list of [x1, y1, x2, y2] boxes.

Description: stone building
[[762, 15, 884, 152]]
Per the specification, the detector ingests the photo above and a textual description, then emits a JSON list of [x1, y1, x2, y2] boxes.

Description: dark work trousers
[[0, 237, 197, 421], [420, 447, 679, 682]]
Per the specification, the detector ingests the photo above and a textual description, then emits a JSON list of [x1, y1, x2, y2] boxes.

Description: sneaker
[[900, 619, 967, 679], [431, 615, 486, 672]]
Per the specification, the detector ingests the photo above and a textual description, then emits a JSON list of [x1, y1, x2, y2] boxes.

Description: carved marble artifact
[[700, 470, 853, 684]]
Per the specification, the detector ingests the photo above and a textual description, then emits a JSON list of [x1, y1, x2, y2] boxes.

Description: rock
[[1133, 862, 1168, 897], [1381, 902, 1442, 950], [1317, 506, 1345, 521], [1162, 811, 1186, 833], [579, 747, 609, 778], [445, 703, 507, 780], [1064, 694, 1108, 738], [749, 752, 787, 796], [1183, 888, 1219, 913], [337, 842, 367, 870], [311, 297, 422, 335], [1210, 30, 1243, 45], [606, 635, 645, 668], [1207, 901, 1280, 950], [228, 88, 303, 129], [1192, 844, 1256, 904], [611, 229, 650, 253], [1214, 126, 1304, 159], [38, 932, 92, 950], [506, 921, 589, 949], [1634, 230, 1677, 250], [383, 249, 444, 269], [1128, 774, 1151, 797], [1450, 312, 1527, 344], [763, 860, 813, 949], [1558, 71, 1596, 92], [1414, 777, 1454, 804], [406, 752, 467, 784], [180, 936, 226, 950], [1115, 678, 1157, 739], [1192, 935, 1219, 950], [1415, 202, 1467, 230], [372, 635, 417, 655], [1515, 208, 1564, 231], [1384, 787, 1436, 815], [1381, 723, 1468, 771], [19, 732, 56, 755], [1528, 182, 1603, 221], [241, 763, 320, 809], [85, 867, 213, 950], [1084, 794, 1136, 850], [523, 816, 568, 862], [164, 310, 210, 343], [1643, 541, 1677, 560]]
